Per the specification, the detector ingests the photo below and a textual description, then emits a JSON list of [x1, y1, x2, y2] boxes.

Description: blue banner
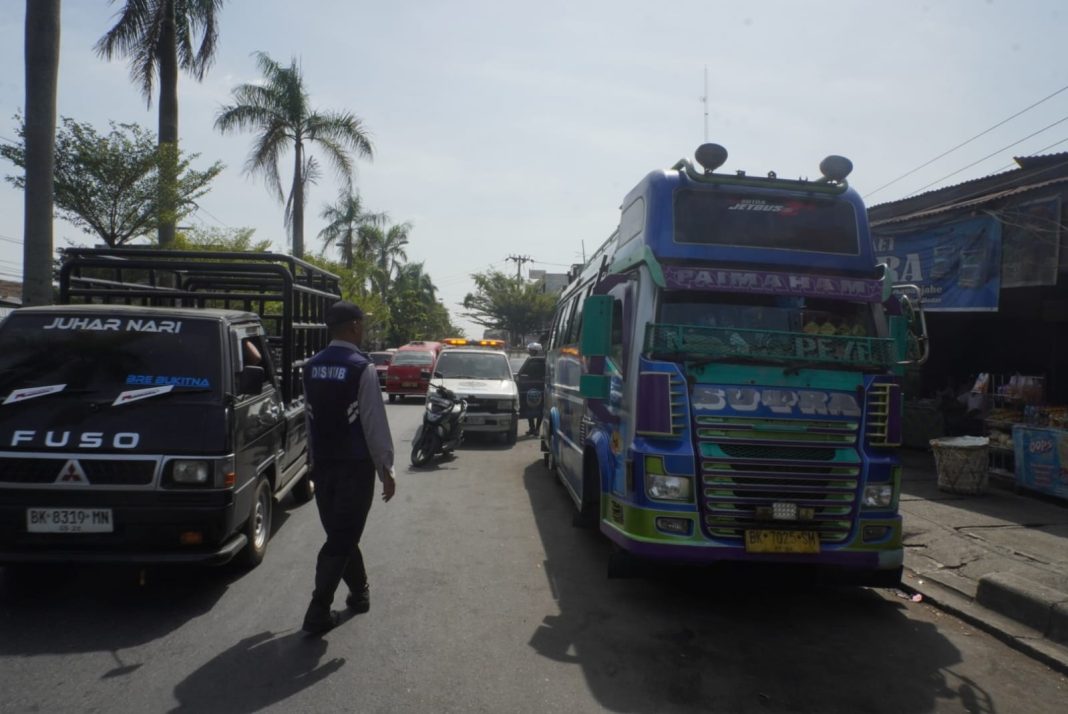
[[873, 216, 1002, 312]]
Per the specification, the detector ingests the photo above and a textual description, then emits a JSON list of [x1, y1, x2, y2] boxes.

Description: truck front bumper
[[0, 488, 246, 566]]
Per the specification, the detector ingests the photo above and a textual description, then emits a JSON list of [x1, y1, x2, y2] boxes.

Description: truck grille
[[0, 458, 157, 486], [696, 416, 861, 544]]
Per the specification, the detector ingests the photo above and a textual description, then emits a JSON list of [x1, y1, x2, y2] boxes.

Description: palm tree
[[22, 0, 61, 306], [214, 52, 374, 258], [317, 189, 385, 268], [95, 0, 224, 247], [364, 222, 412, 301]]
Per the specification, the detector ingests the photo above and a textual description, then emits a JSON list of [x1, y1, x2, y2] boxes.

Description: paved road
[[2, 397, 1067, 713]]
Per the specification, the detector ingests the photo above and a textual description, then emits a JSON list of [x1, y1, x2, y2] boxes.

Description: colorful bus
[[543, 143, 927, 585]]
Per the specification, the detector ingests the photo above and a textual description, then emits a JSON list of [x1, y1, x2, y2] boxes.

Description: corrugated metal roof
[[870, 175, 1068, 227]]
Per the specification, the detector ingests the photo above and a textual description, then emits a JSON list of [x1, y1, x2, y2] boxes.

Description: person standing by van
[[301, 301, 396, 635]]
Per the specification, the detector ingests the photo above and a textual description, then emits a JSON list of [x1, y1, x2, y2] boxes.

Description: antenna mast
[[701, 65, 709, 143]]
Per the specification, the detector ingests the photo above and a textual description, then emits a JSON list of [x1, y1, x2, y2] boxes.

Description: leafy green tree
[[214, 52, 373, 259], [95, 0, 225, 247], [1, 116, 223, 247], [317, 189, 385, 268], [302, 253, 392, 348], [462, 270, 557, 345], [21, 0, 61, 306], [173, 225, 270, 252]]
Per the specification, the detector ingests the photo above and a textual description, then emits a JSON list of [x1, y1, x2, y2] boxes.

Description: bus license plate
[[402, 382, 417, 387], [27, 508, 114, 534], [744, 530, 819, 554]]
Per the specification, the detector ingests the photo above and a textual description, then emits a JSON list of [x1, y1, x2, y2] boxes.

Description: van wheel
[[388, 394, 397, 403], [506, 420, 518, 446], [240, 478, 272, 568]]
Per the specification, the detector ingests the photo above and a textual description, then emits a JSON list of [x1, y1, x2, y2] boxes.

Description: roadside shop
[[868, 153, 1068, 497]]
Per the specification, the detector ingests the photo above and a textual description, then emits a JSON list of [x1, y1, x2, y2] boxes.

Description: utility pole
[[505, 254, 533, 280]]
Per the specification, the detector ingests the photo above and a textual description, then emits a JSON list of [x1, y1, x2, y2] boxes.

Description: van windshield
[[0, 313, 223, 402], [435, 352, 511, 380]]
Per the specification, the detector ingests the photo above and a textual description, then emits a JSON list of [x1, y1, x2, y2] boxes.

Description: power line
[[904, 112, 1068, 198], [0, 234, 21, 245], [865, 82, 1068, 199], [985, 136, 1068, 175]]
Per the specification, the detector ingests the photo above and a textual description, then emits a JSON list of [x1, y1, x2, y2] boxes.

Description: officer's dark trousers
[[310, 459, 376, 607]]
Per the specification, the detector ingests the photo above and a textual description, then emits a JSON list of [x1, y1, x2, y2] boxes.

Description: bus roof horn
[[695, 143, 728, 174]]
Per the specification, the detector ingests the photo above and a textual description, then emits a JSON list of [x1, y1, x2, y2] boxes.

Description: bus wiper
[[687, 355, 787, 370], [783, 360, 884, 376]]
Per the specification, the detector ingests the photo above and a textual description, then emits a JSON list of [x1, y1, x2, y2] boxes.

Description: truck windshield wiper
[[2, 384, 95, 406], [110, 386, 214, 407]]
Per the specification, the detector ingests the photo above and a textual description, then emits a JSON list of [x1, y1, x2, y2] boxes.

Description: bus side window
[[559, 297, 578, 346], [610, 298, 624, 367], [547, 302, 564, 350]]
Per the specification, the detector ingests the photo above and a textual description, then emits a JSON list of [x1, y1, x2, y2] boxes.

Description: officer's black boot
[[342, 547, 370, 613], [302, 553, 347, 634]]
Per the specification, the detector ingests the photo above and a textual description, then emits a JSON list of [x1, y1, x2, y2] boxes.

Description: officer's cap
[[325, 300, 365, 327]]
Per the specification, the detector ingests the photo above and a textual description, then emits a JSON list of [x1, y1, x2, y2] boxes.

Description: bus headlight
[[644, 456, 693, 502], [862, 483, 894, 508]]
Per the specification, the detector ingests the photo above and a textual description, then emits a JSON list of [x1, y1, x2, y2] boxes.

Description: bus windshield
[[651, 293, 892, 369]]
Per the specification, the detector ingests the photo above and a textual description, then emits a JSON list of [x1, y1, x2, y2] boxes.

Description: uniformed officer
[[302, 300, 396, 634]]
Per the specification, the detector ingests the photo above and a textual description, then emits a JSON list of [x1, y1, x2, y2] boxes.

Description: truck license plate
[[27, 508, 114, 534], [744, 530, 819, 554]]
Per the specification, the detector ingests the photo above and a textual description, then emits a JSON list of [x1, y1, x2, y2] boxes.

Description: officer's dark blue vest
[[303, 344, 372, 462]]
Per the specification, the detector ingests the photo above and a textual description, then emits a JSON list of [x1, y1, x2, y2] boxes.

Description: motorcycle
[[410, 384, 467, 467]]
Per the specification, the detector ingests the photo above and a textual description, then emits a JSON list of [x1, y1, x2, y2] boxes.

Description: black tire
[[388, 394, 397, 403], [505, 419, 518, 446], [573, 453, 600, 528], [411, 429, 437, 467], [291, 468, 314, 504], [240, 478, 272, 569]]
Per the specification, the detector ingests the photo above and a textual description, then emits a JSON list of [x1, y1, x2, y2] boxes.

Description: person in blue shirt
[[302, 300, 396, 634]]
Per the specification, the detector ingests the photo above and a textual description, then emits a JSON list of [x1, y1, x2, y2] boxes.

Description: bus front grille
[[696, 416, 860, 544]]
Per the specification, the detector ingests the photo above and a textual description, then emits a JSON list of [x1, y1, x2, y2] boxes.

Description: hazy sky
[[2, 0, 1066, 337]]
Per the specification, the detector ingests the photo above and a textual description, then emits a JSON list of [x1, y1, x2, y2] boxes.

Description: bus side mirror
[[580, 295, 614, 357]]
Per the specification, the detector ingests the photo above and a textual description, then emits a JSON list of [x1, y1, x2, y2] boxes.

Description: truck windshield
[[651, 293, 893, 369], [0, 313, 223, 401]]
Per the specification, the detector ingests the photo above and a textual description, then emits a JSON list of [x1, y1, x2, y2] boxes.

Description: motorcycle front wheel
[[410, 427, 438, 467]]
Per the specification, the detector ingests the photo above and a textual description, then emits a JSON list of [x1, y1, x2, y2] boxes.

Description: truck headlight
[[644, 456, 693, 502], [863, 483, 893, 508], [172, 460, 210, 485], [498, 399, 515, 412]]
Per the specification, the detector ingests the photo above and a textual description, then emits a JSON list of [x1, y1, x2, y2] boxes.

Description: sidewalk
[[898, 448, 1068, 672]]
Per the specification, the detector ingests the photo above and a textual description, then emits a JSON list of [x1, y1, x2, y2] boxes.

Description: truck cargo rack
[[58, 247, 343, 402]]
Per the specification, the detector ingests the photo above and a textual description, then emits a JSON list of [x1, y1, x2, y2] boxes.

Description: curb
[[901, 567, 1068, 676], [976, 572, 1068, 643]]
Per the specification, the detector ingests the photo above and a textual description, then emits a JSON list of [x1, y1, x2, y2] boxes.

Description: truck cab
[[0, 248, 340, 568]]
